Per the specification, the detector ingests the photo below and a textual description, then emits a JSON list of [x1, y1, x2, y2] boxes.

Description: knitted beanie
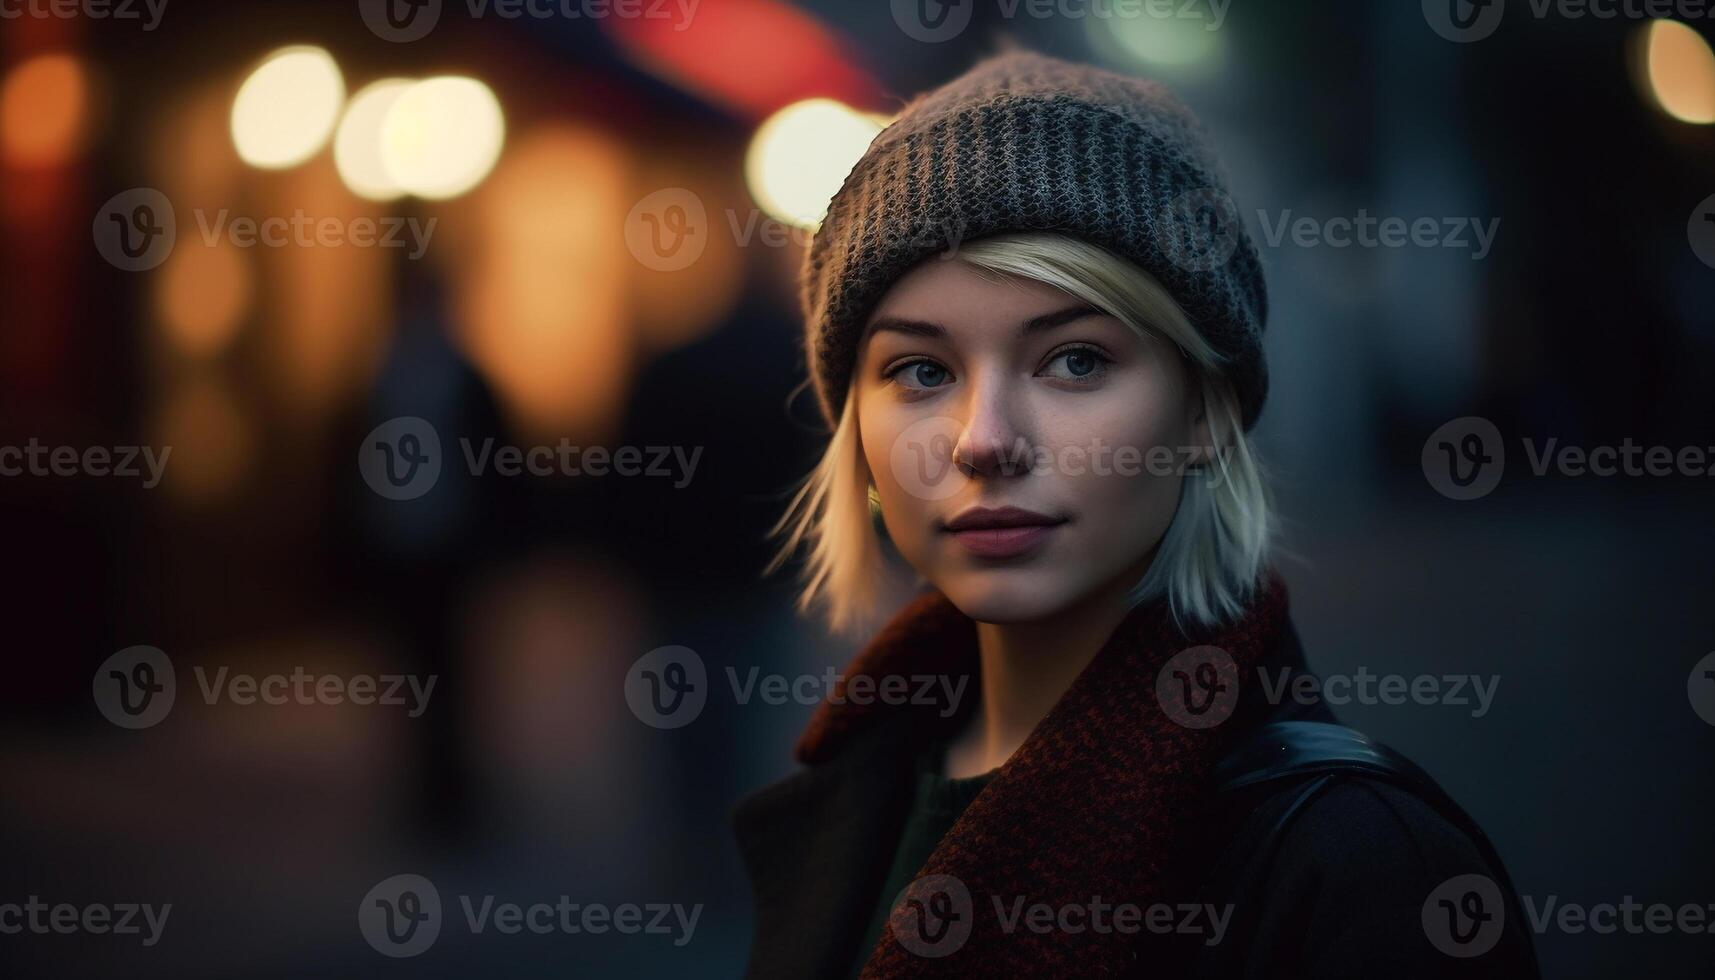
[[799, 49, 1270, 430]]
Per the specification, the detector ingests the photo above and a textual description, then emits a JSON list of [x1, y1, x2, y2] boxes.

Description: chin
[[932, 567, 1089, 625]]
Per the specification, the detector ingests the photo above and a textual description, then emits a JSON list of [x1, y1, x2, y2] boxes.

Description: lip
[[941, 506, 1067, 559]]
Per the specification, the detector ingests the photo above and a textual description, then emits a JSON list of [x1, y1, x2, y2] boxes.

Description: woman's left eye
[[1040, 346, 1111, 382]]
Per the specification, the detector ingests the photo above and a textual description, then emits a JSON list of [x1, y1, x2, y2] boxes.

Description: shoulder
[[1200, 722, 1540, 977], [1242, 776, 1537, 977], [1281, 776, 1496, 880]]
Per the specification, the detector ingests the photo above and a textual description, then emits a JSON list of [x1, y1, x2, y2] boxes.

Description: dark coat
[[731, 577, 1540, 978]]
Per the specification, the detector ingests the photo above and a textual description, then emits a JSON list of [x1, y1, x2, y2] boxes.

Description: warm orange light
[[1640, 19, 1715, 124], [0, 54, 90, 167], [152, 375, 255, 504], [258, 157, 392, 425], [455, 125, 633, 440], [627, 158, 744, 354], [156, 241, 253, 357]]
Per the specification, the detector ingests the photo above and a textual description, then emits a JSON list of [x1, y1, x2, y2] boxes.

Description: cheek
[[1040, 374, 1192, 549], [857, 401, 932, 558]]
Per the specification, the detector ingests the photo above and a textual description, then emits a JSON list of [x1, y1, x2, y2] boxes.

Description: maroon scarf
[[796, 572, 1291, 977]]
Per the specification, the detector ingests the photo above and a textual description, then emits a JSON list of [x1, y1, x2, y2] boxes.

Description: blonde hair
[[769, 232, 1273, 634]]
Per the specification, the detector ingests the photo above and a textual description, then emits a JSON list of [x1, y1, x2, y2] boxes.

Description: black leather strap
[[1213, 719, 1432, 793]]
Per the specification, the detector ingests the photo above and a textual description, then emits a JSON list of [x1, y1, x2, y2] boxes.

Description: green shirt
[[848, 743, 997, 977]]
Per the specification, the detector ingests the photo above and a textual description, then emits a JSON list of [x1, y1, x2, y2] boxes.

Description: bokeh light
[[231, 46, 346, 169], [151, 375, 255, 504], [334, 78, 413, 201], [260, 157, 393, 426], [744, 98, 886, 230], [0, 54, 91, 167], [155, 240, 253, 358], [455, 124, 631, 438], [1092, 11, 1223, 71], [1639, 19, 1715, 124], [380, 76, 506, 200]]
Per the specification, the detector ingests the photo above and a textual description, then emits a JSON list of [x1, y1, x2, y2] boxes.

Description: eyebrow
[[864, 303, 1109, 341]]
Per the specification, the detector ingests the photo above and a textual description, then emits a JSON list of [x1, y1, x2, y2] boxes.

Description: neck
[[943, 563, 1151, 779]]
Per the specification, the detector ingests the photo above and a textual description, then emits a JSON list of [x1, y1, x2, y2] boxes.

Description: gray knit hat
[[800, 49, 1269, 430]]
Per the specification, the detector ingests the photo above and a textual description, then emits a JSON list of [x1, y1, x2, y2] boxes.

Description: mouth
[[939, 506, 1068, 560]]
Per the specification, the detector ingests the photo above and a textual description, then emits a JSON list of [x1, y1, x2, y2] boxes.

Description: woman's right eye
[[887, 359, 954, 391]]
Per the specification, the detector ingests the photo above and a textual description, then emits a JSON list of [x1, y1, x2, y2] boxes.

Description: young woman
[[734, 49, 1539, 979]]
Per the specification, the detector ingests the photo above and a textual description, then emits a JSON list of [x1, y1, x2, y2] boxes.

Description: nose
[[951, 368, 1030, 479]]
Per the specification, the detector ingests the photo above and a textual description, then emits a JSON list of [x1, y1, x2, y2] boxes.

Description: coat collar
[[735, 572, 1298, 978]]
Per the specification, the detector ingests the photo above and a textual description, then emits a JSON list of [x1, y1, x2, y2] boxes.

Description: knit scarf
[[795, 571, 1291, 978]]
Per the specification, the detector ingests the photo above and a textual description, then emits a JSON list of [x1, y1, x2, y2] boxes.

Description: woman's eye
[[1041, 347, 1110, 382], [890, 360, 953, 390]]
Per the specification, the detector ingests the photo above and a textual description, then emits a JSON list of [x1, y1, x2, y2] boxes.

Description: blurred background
[[2, 0, 1713, 976]]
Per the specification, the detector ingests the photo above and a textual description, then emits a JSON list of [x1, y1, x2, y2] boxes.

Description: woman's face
[[855, 257, 1208, 624]]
